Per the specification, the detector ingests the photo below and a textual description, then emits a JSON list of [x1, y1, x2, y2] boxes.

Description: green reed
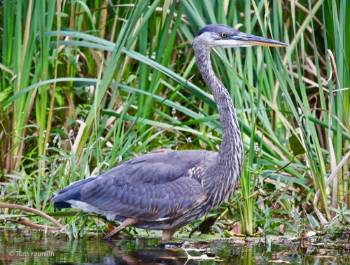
[[1, 0, 349, 236]]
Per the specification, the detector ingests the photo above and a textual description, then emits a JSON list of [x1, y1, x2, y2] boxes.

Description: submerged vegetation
[[0, 0, 349, 239]]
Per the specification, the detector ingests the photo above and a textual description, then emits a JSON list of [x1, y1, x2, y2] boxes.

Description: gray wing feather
[[55, 150, 216, 221], [81, 176, 206, 220]]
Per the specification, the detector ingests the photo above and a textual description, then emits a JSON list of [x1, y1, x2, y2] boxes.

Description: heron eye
[[220, 32, 228, 38]]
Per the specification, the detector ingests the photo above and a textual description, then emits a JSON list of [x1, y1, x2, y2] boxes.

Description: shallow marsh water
[[1, 230, 350, 264]]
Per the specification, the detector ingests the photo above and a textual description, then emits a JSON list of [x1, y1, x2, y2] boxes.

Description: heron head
[[194, 24, 287, 48]]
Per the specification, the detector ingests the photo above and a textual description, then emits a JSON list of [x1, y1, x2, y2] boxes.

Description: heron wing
[[80, 174, 207, 221], [54, 150, 216, 221]]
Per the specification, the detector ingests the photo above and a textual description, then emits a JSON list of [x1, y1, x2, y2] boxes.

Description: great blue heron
[[53, 24, 286, 240]]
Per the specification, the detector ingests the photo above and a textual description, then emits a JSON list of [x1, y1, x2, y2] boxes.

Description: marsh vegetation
[[1, 0, 350, 241]]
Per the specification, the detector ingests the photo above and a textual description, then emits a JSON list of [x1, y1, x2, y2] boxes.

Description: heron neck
[[193, 45, 243, 176]]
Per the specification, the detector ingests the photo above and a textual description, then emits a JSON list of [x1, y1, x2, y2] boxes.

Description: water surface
[[1, 230, 349, 264]]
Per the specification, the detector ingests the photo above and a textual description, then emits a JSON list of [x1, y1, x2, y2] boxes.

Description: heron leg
[[104, 218, 137, 240], [162, 228, 177, 241]]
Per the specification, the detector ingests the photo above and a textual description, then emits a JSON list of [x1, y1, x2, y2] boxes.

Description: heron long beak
[[215, 32, 287, 48], [237, 32, 287, 47]]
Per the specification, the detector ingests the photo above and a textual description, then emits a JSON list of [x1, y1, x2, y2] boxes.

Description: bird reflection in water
[[99, 241, 216, 265], [55, 247, 192, 265], [79, 250, 186, 265], [54, 240, 217, 265]]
